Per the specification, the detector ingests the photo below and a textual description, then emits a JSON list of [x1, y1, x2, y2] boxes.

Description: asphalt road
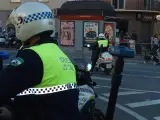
[[92, 62, 160, 120], [2, 50, 160, 120]]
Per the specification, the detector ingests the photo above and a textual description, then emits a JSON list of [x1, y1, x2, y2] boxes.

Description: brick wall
[[125, 0, 145, 10], [104, 0, 112, 2], [104, 0, 145, 10]]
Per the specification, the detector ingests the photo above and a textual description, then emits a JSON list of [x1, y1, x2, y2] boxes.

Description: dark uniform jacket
[[0, 42, 79, 120]]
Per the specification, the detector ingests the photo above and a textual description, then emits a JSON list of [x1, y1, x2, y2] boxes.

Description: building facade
[[74, 0, 160, 43], [0, 0, 67, 10], [104, 0, 160, 42], [0, 0, 67, 28]]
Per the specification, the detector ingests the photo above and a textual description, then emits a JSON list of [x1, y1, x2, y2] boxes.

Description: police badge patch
[[10, 57, 24, 66]]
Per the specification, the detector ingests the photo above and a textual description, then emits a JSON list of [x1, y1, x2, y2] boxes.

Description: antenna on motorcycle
[[104, 46, 134, 120], [0, 52, 9, 70]]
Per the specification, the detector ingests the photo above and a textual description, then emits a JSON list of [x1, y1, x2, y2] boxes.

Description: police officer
[[90, 33, 109, 72], [97, 33, 109, 53], [0, 2, 79, 120]]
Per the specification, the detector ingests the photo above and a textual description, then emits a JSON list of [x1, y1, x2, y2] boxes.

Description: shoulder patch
[[10, 57, 24, 66]]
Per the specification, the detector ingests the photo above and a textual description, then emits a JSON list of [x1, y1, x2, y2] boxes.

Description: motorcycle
[[0, 63, 105, 120], [0, 36, 6, 47], [5, 36, 21, 49], [95, 51, 114, 74], [73, 58, 105, 120], [87, 44, 114, 75]]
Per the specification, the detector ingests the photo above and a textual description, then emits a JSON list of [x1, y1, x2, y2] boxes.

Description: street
[[2, 50, 160, 120], [93, 62, 160, 120]]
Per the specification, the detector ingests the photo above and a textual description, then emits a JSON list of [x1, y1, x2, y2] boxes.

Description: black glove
[[0, 107, 12, 120]]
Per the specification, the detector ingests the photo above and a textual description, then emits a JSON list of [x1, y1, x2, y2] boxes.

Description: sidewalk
[[0, 47, 17, 51], [125, 55, 143, 61], [66, 51, 143, 62], [0, 47, 143, 61]]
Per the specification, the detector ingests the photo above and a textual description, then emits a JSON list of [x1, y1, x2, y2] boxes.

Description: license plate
[[106, 64, 112, 68]]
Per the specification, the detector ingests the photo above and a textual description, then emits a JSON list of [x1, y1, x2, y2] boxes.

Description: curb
[[0, 48, 144, 61], [0, 48, 17, 51]]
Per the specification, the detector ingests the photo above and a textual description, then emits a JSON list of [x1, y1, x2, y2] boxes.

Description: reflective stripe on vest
[[17, 43, 77, 96], [17, 83, 77, 96], [98, 40, 108, 48]]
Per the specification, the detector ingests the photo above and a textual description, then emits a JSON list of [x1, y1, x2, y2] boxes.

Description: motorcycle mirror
[[87, 44, 90, 47], [86, 64, 92, 71]]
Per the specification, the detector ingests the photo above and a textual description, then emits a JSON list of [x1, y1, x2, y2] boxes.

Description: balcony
[[151, 0, 160, 11], [71, 0, 160, 11], [113, 0, 160, 11]]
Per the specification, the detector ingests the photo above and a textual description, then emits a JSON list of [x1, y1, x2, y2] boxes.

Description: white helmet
[[6, 2, 55, 42], [98, 33, 105, 39]]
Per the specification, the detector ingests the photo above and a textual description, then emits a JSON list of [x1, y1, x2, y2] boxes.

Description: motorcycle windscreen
[[101, 52, 113, 61]]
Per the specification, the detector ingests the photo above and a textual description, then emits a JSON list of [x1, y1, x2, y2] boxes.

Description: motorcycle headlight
[[87, 44, 90, 47], [85, 63, 92, 71]]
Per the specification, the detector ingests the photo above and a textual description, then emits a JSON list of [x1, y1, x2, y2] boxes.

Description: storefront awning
[[104, 16, 131, 21], [115, 9, 160, 15], [61, 1, 114, 10], [58, 1, 116, 17]]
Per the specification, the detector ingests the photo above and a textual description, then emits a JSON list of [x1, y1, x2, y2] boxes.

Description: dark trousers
[[13, 89, 80, 120], [153, 45, 159, 55], [91, 48, 108, 72], [91, 56, 98, 72], [91, 50, 100, 72]]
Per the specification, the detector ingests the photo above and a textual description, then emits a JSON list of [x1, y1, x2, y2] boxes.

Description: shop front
[[115, 10, 159, 53], [56, 1, 116, 57]]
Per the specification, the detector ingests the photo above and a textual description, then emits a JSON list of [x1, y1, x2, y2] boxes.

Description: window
[[144, 0, 152, 10], [112, 0, 118, 8], [11, 0, 21, 2], [38, 0, 49, 2], [112, 0, 125, 9], [119, 0, 124, 9]]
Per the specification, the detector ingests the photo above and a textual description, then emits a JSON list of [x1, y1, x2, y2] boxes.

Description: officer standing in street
[[0, 2, 79, 120]]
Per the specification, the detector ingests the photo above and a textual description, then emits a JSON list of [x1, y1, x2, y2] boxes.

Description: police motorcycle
[[73, 46, 134, 120], [103, 46, 135, 120], [87, 44, 114, 75], [0, 48, 134, 120], [0, 35, 6, 47], [0, 52, 12, 120], [0, 30, 8, 47], [73, 58, 105, 120]]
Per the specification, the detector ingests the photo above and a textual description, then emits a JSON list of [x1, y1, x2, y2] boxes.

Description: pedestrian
[[131, 29, 137, 41], [153, 34, 159, 54], [151, 35, 154, 50]]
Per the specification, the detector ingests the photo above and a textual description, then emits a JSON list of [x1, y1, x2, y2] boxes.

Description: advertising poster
[[104, 23, 114, 46], [60, 21, 75, 46], [83, 22, 99, 46]]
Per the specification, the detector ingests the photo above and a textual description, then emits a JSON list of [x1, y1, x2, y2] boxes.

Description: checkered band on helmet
[[17, 83, 77, 96], [23, 12, 53, 24]]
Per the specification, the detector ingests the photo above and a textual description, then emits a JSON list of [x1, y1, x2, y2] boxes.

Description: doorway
[[116, 20, 128, 38], [140, 21, 152, 42]]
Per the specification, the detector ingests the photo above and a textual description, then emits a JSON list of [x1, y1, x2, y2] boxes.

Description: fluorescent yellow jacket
[[17, 43, 77, 96]]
